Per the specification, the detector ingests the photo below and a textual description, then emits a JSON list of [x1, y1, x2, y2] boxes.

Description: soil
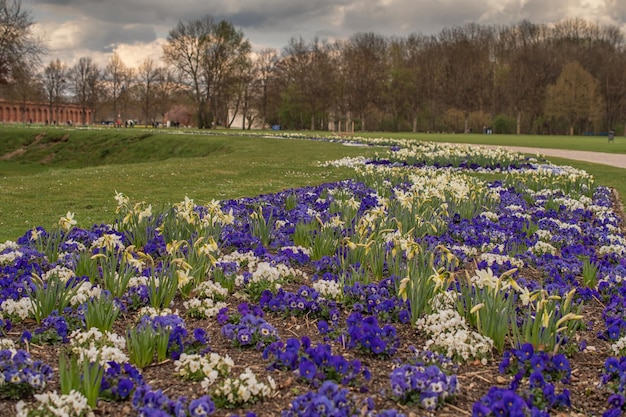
[[0, 264, 616, 417]]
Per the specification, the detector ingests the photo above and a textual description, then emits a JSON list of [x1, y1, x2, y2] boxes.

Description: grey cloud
[[82, 23, 157, 52], [29, 0, 626, 62]]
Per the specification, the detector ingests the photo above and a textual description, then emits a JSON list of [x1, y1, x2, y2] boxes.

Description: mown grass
[[1, 125, 625, 241], [348, 131, 626, 154]]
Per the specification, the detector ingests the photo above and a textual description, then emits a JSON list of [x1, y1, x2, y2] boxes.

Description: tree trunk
[[516, 111, 521, 135]]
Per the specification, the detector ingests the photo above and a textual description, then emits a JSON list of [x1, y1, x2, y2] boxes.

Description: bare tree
[[153, 67, 176, 126], [163, 16, 213, 128], [118, 67, 135, 125], [281, 37, 336, 130], [341, 32, 389, 131], [42, 58, 67, 124], [104, 53, 128, 125], [252, 48, 278, 128], [494, 21, 560, 134], [137, 57, 159, 126], [438, 23, 496, 133], [163, 16, 251, 129], [226, 54, 254, 129], [69, 57, 100, 125], [202, 19, 251, 128], [0, 0, 44, 85], [6, 64, 40, 121], [385, 37, 412, 131]]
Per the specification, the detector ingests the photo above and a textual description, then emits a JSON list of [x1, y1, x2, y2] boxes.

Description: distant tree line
[[0, 0, 624, 134]]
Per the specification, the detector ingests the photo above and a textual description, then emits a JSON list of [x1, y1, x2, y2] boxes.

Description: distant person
[[608, 128, 615, 143]]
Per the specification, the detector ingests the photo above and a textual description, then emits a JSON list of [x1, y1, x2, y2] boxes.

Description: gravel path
[[475, 145, 626, 169]]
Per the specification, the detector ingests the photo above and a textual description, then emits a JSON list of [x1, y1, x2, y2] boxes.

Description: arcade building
[[0, 98, 92, 125]]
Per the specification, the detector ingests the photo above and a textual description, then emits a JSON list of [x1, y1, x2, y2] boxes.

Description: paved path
[[475, 145, 626, 169]]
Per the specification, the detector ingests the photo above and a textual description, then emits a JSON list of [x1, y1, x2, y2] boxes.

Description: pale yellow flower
[[59, 211, 77, 231]]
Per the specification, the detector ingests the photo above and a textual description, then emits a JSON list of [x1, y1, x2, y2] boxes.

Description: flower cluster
[[220, 305, 279, 350], [132, 384, 216, 417], [263, 336, 370, 387], [0, 297, 33, 321], [282, 380, 375, 417], [472, 387, 530, 417], [496, 343, 572, 413], [0, 317, 11, 337], [183, 280, 229, 319], [16, 390, 94, 417], [100, 362, 144, 402], [31, 311, 71, 344], [601, 356, 626, 416], [389, 364, 459, 410], [342, 279, 410, 324], [69, 327, 128, 367], [183, 297, 228, 319], [0, 349, 53, 399], [210, 367, 275, 407], [137, 312, 208, 359], [415, 308, 493, 363], [311, 278, 342, 300], [235, 259, 305, 300], [343, 312, 399, 356], [259, 286, 339, 320], [174, 352, 233, 387], [499, 343, 571, 387]]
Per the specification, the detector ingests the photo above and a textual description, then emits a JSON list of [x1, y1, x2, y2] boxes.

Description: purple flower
[[189, 395, 215, 416], [605, 357, 620, 373], [317, 320, 330, 334], [529, 371, 545, 388], [516, 343, 534, 361], [608, 325, 621, 340], [193, 328, 208, 345], [298, 358, 317, 381], [608, 394, 625, 408], [20, 331, 32, 343], [236, 328, 252, 345], [116, 378, 134, 399]]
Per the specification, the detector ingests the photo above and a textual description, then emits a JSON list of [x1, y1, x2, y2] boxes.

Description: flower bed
[[1, 139, 625, 416]]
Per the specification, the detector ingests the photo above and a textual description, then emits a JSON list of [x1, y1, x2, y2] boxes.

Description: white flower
[[59, 211, 77, 231], [1, 297, 34, 320]]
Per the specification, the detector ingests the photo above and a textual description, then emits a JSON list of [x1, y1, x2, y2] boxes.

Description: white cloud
[[112, 40, 166, 69]]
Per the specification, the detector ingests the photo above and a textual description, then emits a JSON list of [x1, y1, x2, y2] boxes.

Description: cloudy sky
[[26, 0, 625, 69]]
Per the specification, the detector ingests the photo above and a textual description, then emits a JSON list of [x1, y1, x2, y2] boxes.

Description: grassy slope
[[0, 127, 381, 240], [1, 125, 625, 241]]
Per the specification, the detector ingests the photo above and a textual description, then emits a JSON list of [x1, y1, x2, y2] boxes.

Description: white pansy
[[529, 241, 557, 256], [183, 298, 228, 319], [16, 390, 94, 417], [1, 297, 34, 320], [479, 253, 524, 268], [312, 279, 342, 300], [416, 308, 493, 362]]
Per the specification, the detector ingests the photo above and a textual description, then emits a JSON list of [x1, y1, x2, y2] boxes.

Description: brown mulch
[[0, 268, 616, 417]]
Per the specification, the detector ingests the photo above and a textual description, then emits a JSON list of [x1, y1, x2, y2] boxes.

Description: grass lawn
[[346, 131, 626, 154], [1, 125, 625, 241], [0, 125, 381, 241]]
